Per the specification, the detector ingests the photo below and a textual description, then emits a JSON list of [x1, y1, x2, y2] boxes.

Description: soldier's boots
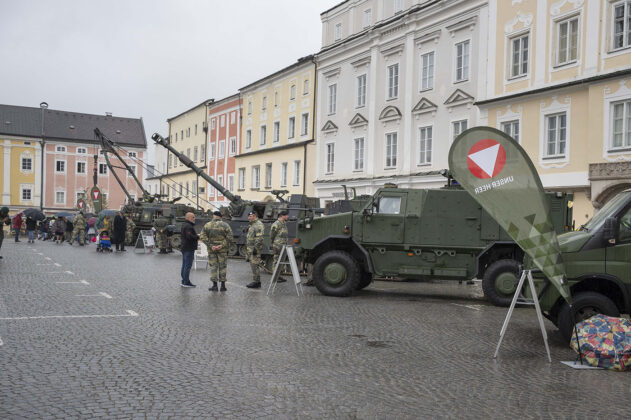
[[158, 249, 168, 254], [209, 282, 218, 292], [220, 282, 227, 292], [246, 281, 261, 289]]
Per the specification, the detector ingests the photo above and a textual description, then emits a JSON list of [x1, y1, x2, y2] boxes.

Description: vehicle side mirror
[[603, 217, 618, 245]]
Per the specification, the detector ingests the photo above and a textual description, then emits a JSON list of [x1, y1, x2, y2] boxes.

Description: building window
[[238, 168, 246, 190], [364, 9, 372, 28], [185, 181, 190, 197], [192, 181, 197, 196], [246, 130, 252, 149], [455, 40, 470, 82], [252, 166, 260, 189], [227, 174, 234, 192], [326, 143, 335, 173], [280, 162, 288, 187], [262, 96, 267, 110], [501, 120, 520, 143], [335, 23, 342, 41], [453, 120, 468, 140], [195, 124, 198, 135], [181, 130, 184, 140], [274, 91, 279, 107], [209, 143, 215, 159], [301, 113, 309, 136], [21, 187, 32, 201], [55, 191, 65, 204], [229, 137, 236, 155], [231, 112, 236, 124], [77, 147, 87, 154], [247, 101, 252, 115], [193, 146, 198, 161], [273, 121, 280, 143], [303, 79, 309, 95], [418, 126, 433, 165], [290, 84, 296, 100], [186, 148, 190, 158], [217, 176, 223, 189], [385, 133, 397, 168], [218, 141, 225, 158], [77, 161, 86, 174], [187, 127, 191, 137], [293, 160, 301, 186], [545, 113, 567, 157], [613, 1, 631, 49], [220, 115, 225, 127], [387, 63, 399, 99], [129, 165, 136, 177], [394, 0, 403, 14], [21, 156, 32, 171], [265, 163, 272, 188], [55, 160, 65, 173], [56, 146, 66, 152], [353, 138, 365, 171], [328, 84, 337, 115], [99, 163, 108, 174], [201, 144, 206, 162], [612, 100, 631, 149], [421, 51, 435, 91], [179, 152, 184, 166], [357, 74, 367, 108], [557, 17, 579, 65], [510, 33, 529, 78], [175, 133, 178, 141], [288, 117, 296, 139], [260, 125, 267, 145], [168, 154, 172, 168], [128, 151, 137, 158]]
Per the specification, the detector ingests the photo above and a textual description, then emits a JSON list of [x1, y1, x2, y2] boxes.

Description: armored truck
[[294, 183, 572, 306], [526, 189, 631, 342]]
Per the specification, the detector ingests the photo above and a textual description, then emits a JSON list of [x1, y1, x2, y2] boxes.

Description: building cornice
[[236, 139, 314, 158]]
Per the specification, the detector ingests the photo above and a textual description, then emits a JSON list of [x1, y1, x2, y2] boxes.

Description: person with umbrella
[[12, 212, 23, 242], [64, 217, 73, 243], [0, 207, 10, 259], [112, 211, 127, 252], [25, 215, 37, 243], [53, 217, 66, 244]]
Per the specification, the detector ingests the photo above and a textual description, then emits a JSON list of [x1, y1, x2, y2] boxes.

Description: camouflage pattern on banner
[[448, 126, 571, 303]]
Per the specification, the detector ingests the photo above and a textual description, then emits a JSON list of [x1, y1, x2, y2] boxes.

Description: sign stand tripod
[[267, 246, 302, 296], [494, 269, 551, 362], [134, 230, 155, 253]]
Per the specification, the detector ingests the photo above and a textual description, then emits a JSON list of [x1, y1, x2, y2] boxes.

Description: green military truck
[[294, 183, 572, 306], [526, 189, 631, 342]]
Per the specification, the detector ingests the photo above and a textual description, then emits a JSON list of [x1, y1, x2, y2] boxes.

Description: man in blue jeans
[[180, 212, 199, 288]]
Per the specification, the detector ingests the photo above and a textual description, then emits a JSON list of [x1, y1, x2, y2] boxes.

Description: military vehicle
[[524, 189, 631, 342], [152, 133, 321, 266], [325, 186, 372, 215], [293, 181, 572, 306]]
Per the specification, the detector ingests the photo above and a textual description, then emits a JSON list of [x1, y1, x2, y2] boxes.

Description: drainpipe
[[39, 102, 48, 211], [304, 56, 317, 195]]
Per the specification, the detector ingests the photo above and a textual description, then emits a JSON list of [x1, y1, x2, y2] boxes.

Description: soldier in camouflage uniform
[[70, 212, 86, 245], [200, 211, 233, 292], [270, 210, 289, 283], [246, 211, 265, 288], [125, 216, 136, 246], [153, 215, 169, 254]]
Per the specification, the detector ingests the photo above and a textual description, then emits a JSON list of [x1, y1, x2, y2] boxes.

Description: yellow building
[[236, 55, 317, 201], [479, 0, 631, 227], [163, 99, 212, 210], [1, 138, 41, 212]]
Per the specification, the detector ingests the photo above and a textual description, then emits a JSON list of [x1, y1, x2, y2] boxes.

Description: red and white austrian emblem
[[92, 191, 100, 200], [467, 139, 506, 179]]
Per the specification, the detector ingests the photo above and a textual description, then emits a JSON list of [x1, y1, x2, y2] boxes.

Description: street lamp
[[39, 102, 48, 211]]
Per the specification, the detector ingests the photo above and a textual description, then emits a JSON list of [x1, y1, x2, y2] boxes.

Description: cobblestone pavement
[[0, 238, 629, 419]]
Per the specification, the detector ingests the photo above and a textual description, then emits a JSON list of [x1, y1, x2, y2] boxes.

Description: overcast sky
[[0, 0, 340, 164]]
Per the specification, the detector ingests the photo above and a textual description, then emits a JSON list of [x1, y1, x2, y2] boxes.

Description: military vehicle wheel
[[482, 259, 520, 307], [313, 251, 360, 297], [237, 245, 247, 257], [558, 291, 619, 344], [228, 243, 238, 257], [170, 234, 182, 251], [356, 270, 373, 290]]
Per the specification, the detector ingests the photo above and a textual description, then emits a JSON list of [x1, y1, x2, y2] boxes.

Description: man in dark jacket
[[0, 207, 10, 258], [113, 211, 127, 252], [180, 212, 199, 288]]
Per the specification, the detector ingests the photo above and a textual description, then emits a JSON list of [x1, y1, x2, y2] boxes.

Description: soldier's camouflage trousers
[[156, 232, 168, 249], [71, 228, 85, 245], [125, 231, 134, 245], [208, 251, 228, 282], [247, 248, 261, 282]]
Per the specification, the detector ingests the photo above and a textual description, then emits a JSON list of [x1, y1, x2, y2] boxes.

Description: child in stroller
[[96, 230, 113, 252]]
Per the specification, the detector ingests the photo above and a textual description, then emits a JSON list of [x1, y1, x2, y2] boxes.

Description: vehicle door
[[606, 204, 631, 283], [361, 192, 407, 244]]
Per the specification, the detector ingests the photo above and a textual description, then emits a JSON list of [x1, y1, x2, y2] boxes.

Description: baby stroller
[[96, 231, 113, 253]]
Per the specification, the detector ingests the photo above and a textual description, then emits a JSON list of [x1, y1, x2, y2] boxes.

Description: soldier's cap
[[213, 211, 222, 217], [279, 210, 289, 216], [248, 211, 258, 216]]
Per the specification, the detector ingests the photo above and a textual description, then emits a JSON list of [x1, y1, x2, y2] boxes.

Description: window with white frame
[[219, 140, 225, 158], [510, 33, 529, 78], [229, 137, 236, 155], [357, 74, 367, 108], [185, 181, 190, 197], [227, 174, 234, 192], [76, 192, 84, 202], [613, 1, 631, 49], [246, 130, 252, 149], [186, 148, 190, 158], [76, 161, 86, 174], [455, 40, 470, 82], [293, 160, 301, 186], [231, 112, 236, 124], [290, 84, 296, 100], [545, 113, 567, 157], [421, 51, 435, 90], [611, 100, 631, 149], [181, 130, 183, 139], [56, 145, 66, 152], [394, 0, 403, 13], [501, 120, 520, 143], [328, 84, 337, 115], [453, 120, 468, 140], [55, 191, 65, 204], [220, 115, 225, 127], [192, 181, 197, 196], [193, 146, 198, 161], [217, 176, 223, 189], [557, 16, 579, 65], [247, 101, 252, 115], [211, 119, 216, 130], [260, 125, 267, 145], [77, 147, 87, 154], [129, 165, 136, 177], [252, 166, 260, 189], [335, 23, 342, 41], [354, 137, 365, 171], [326, 143, 335, 173], [274, 91, 279, 107], [55, 160, 65, 173], [128, 151, 137, 158], [195, 124, 198, 135], [168, 154, 172, 168], [209, 143, 215, 159], [238, 168, 246, 190], [201, 144, 206, 162], [99, 163, 108, 175], [262, 96, 267, 110], [303, 79, 309, 95], [301, 113, 309, 136], [21, 186, 32, 201], [280, 162, 288, 187], [387, 63, 399, 99], [288, 116, 296, 139], [187, 127, 191, 137], [21, 156, 32, 172], [179, 183, 183, 196], [385, 133, 397, 168], [273, 121, 280, 143], [364, 9, 372, 28], [418, 126, 432, 165], [265, 163, 272, 188], [179, 152, 184, 166]]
